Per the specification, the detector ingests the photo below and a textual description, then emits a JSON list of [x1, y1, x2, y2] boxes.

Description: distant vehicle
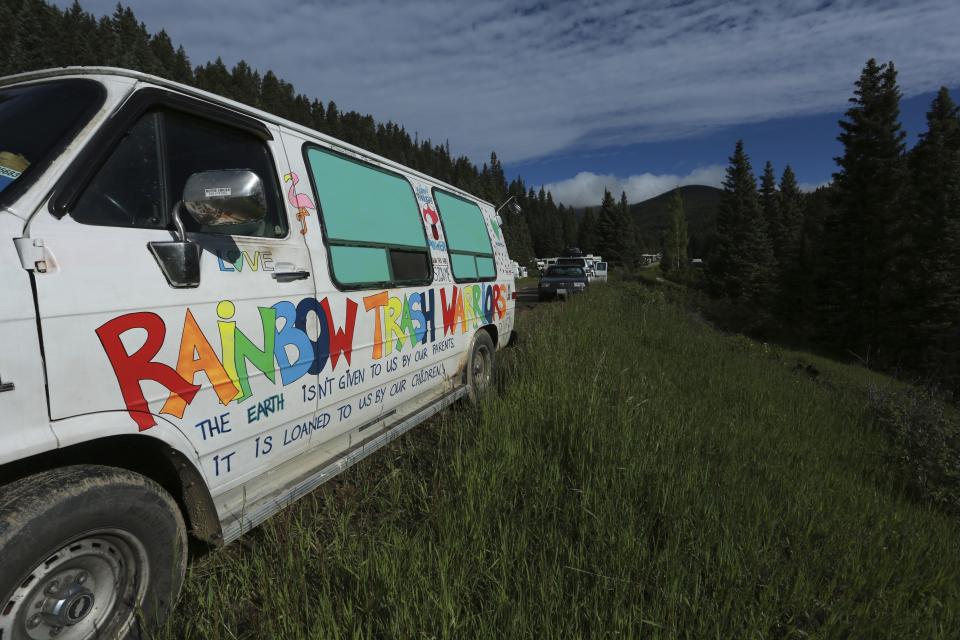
[[538, 265, 588, 300], [556, 256, 593, 278], [561, 247, 583, 257], [691, 258, 705, 269], [593, 261, 608, 281]]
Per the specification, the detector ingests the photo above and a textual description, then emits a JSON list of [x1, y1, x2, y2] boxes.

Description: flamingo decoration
[[283, 172, 315, 235]]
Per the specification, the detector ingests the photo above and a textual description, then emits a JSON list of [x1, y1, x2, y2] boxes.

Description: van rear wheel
[[0, 465, 187, 640], [466, 331, 496, 404]]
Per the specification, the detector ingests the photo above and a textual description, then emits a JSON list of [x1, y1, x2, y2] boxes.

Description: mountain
[[629, 185, 721, 258]]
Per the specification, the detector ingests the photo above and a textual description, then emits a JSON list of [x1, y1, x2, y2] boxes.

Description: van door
[[27, 95, 319, 492], [595, 261, 608, 281], [278, 133, 459, 452]]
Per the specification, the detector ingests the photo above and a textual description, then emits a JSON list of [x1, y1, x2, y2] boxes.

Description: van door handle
[[272, 270, 310, 282]]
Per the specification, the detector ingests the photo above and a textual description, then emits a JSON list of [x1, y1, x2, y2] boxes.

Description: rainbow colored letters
[[96, 284, 510, 430]]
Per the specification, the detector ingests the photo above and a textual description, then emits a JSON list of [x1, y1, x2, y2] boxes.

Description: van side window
[[165, 111, 286, 238], [72, 113, 164, 229], [71, 109, 287, 238], [305, 146, 430, 288], [433, 190, 495, 281]]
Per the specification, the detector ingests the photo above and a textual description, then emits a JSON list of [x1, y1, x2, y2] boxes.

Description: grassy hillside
[[630, 184, 721, 257], [159, 283, 960, 639]]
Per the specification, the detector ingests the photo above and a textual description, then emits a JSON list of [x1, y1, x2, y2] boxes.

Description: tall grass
[[158, 282, 960, 639]]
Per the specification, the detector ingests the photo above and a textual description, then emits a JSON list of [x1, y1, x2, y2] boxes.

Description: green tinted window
[[329, 246, 390, 284], [305, 146, 430, 288], [434, 189, 495, 281], [307, 147, 426, 248], [451, 253, 478, 279], [476, 256, 496, 278], [435, 191, 493, 254]]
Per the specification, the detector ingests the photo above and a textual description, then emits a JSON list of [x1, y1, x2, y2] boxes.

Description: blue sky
[[524, 87, 956, 205], [57, 0, 960, 207]]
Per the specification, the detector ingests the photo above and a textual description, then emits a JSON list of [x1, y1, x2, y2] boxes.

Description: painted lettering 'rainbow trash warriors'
[[96, 282, 511, 431]]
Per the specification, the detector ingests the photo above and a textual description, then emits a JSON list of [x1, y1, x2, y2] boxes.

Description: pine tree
[[797, 184, 833, 337], [759, 161, 780, 275], [708, 140, 776, 313], [827, 58, 907, 361], [596, 189, 625, 265], [578, 208, 599, 253], [230, 60, 262, 108], [59, 1, 98, 67], [560, 205, 578, 248], [170, 46, 194, 84], [194, 57, 232, 97], [110, 5, 157, 74], [903, 87, 960, 382], [661, 190, 689, 275], [616, 190, 637, 264], [773, 165, 806, 322], [325, 100, 340, 137]]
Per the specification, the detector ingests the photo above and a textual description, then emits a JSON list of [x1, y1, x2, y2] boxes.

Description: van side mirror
[[147, 170, 267, 289], [182, 169, 267, 227], [148, 200, 200, 289], [148, 235, 201, 289]]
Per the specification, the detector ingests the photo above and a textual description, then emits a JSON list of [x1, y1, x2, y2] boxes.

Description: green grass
[[158, 282, 960, 639], [515, 275, 538, 289]]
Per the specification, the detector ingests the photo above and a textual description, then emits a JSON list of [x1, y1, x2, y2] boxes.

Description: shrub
[[868, 385, 960, 515]]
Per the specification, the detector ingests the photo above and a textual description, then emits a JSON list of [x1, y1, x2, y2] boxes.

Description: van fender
[[459, 324, 499, 386], [46, 409, 222, 544]]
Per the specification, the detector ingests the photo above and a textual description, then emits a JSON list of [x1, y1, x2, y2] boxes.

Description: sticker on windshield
[[0, 151, 29, 194], [205, 187, 232, 197]]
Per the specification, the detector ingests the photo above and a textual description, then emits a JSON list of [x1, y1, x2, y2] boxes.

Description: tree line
[[0, 0, 596, 265], [702, 59, 959, 390], [0, 0, 660, 267]]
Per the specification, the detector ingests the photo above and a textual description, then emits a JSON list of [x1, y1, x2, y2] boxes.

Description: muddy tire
[[466, 331, 496, 404], [0, 465, 187, 640]]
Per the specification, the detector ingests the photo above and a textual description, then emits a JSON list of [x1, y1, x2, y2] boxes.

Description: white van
[[0, 67, 515, 637]]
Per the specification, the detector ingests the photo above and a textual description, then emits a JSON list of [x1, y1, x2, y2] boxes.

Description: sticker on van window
[[204, 187, 232, 197], [283, 172, 315, 235], [0, 151, 29, 193], [422, 204, 441, 241]]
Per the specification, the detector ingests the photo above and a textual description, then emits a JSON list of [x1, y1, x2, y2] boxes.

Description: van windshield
[[546, 266, 585, 277], [0, 78, 104, 203]]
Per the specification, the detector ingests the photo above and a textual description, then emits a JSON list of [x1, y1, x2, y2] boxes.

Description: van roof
[[0, 66, 491, 208]]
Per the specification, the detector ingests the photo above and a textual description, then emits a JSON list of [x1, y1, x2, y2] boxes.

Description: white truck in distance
[[0, 67, 515, 638]]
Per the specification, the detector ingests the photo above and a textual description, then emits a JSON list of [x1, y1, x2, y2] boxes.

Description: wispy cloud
[[799, 180, 832, 193], [60, 1, 960, 166], [544, 165, 725, 208]]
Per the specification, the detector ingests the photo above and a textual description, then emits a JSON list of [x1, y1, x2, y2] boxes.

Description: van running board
[[221, 385, 468, 543]]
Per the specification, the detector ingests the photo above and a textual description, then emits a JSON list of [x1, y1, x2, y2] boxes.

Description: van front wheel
[[0, 465, 187, 640], [466, 331, 496, 404]]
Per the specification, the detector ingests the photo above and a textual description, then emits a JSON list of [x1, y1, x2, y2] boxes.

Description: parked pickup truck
[[538, 265, 589, 300]]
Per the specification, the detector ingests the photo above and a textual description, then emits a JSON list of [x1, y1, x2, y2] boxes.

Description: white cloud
[[799, 180, 832, 193], [544, 165, 725, 208], [56, 1, 960, 165]]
